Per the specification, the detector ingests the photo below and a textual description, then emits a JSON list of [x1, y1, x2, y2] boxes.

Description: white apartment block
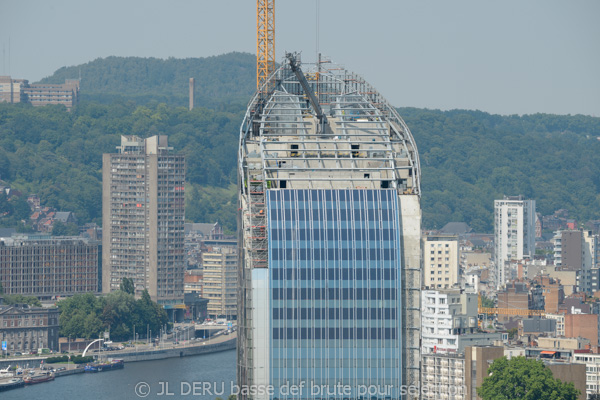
[[545, 313, 566, 337], [421, 290, 478, 355], [202, 246, 237, 319], [494, 196, 536, 289], [423, 234, 460, 289], [573, 353, 600, 399], [422, 353, 465, 400]]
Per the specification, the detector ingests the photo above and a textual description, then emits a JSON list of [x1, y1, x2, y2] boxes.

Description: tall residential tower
[[494, 195, 536, 289], [238, 54, 422, 399], [102, 135, 185, 314]]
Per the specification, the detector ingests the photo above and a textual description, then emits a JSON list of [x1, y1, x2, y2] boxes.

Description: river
[[4, 349, 236, 400]]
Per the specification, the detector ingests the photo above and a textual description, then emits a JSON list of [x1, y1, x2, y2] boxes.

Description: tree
[[480, 294, 495, 308], [120, 277, 135, 295], [477, 356, 580, 400], [2, 294, 42, 307], [51, 221, 79, 236]]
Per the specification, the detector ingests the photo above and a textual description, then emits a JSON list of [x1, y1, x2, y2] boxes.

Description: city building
[[202, 246, 237, 319], [496, 282, 544, 322], [0, 76, 27, 103], [0, 235, 100, 299], [518, 317, 557, 343], [422, 289, 502, 355], [535, 275, 564, 314], [565, 314, 599, 349], [0, 76, 79, 110], [537, 336, 590, 351], [423, 234, 460, 289], [0, 303, 60, 353], [544, 362, 586, 400], [421, 352, 466, 400], [184, 270, 203, 296], [422, 289, 477, 354], [184, 221, 226, 268], [552, 230, 600, 295], [237, 54, 422, 398], [183, 292, 209, 322], [464, 346, 505, 400], [573, 352, 600, 399], [545, 313, 566, 337], [102, 135, 186, 317], [494, 196, 536, 289]]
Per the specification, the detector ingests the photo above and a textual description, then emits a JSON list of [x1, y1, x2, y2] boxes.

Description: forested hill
[[39, 52, 256, 109], [0, 101, 598, 234], [400, 108, 600, 231]]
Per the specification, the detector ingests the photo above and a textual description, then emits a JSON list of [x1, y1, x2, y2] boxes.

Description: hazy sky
[[2, 0, 599, 116]]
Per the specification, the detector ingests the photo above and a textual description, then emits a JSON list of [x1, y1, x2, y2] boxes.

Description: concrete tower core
[[238, 54, 422, 399]]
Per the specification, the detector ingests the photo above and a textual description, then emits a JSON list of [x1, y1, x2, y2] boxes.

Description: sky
[[1, 0, 599, 116]]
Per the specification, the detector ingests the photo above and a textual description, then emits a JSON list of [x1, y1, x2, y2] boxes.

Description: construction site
[[236, 2, 422, 398]]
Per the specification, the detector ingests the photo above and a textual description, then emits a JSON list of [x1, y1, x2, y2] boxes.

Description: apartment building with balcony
[[202, 246, 237, 319], [102, 135, 185, 315]]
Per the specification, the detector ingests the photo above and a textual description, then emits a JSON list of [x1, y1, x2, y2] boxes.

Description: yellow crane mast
[[257, 0, 275, 92]]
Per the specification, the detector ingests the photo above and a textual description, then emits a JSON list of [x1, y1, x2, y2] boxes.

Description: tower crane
[[256, 0, 275, 92]]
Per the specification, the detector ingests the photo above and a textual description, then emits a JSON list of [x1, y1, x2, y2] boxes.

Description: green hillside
[[40, 52, 256, 109], [1, 56, 598, 233], [0, 101, 241, 232], [401, 108, 600, 231]]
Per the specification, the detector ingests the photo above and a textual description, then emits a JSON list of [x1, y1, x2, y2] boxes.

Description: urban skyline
[[0, 1, 599, 398]]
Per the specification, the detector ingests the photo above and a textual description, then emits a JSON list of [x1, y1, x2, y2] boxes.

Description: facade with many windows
[[0, 235, 100, 299], [102, 135, 185, 310], [573, 353, 600, 399], [423, 234, 460, 289], [202, 246, 237, 319], [0, 304, 60, 353], [494, 196, 536, 289], [238, 54, 422, 399], [0, 76, 79, 110]]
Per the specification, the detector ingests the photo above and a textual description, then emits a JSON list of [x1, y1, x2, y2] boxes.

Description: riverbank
[[4, 348, 237, 400], [0, 332, 236, 369], [0, 335, 236, 394]]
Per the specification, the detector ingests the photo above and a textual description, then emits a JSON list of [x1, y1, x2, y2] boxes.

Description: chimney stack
[[189, 78, 195, 110]]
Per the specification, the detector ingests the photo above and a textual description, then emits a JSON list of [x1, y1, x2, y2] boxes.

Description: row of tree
[[58, 279, 169, 341]]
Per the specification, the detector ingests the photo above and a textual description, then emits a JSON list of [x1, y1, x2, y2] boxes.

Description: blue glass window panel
[[267, 189, 403, 399]]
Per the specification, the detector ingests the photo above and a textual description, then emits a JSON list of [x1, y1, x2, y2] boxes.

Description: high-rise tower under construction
[[238, 54, 421, 399]]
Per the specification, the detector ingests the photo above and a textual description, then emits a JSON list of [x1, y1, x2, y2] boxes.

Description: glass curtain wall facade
[[267, 189, 402, 398]]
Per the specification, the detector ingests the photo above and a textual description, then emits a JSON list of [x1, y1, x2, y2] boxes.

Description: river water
[[4, 349, 236, 400]]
